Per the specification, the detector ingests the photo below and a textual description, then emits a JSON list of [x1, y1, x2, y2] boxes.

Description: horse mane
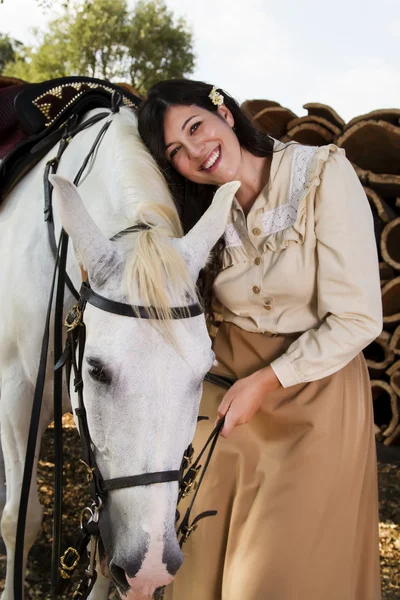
[[113, 109, 198, 321]]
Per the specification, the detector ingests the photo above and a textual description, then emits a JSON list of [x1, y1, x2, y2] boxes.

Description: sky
[[1, 0, 399, 122]]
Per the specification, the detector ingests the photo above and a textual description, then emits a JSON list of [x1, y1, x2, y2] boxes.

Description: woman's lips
[[201, 145, 222, 173]]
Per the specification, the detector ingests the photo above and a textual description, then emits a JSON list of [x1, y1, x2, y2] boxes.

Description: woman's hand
[[216, 366, 281, 438]]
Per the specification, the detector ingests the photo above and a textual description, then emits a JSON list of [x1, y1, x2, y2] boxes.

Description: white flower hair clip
[[208, 86, 224, 107]]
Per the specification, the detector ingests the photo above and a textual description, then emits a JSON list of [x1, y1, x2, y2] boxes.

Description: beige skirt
[[166, 322, 381, 600]]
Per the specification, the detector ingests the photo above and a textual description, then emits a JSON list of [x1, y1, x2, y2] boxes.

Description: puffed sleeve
[[269, 151, 383, 388]]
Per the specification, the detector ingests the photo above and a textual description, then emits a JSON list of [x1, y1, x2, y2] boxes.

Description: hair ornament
[[208, 86, 224, 107]]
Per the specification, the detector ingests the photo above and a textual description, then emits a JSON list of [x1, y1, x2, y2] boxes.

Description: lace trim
[[261, 145, 318, 236], [224, 223, 242, 248], [261, 202, 298, 236]]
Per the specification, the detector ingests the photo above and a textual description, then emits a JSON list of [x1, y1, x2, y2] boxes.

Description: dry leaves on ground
[[0, 418, 399, 598]]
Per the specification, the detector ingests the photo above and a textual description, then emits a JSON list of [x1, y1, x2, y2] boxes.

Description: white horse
[[0, 105, 240, 599]]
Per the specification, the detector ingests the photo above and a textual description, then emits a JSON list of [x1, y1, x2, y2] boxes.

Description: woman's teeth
[[202, 147, 220, 170]]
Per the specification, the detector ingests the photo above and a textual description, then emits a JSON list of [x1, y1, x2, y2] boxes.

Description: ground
[[0, 417, 399, 599]]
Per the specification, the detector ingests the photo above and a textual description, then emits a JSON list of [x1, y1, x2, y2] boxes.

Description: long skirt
[[166, 322, 381, 600]]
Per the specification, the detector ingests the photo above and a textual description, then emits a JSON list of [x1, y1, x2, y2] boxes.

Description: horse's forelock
[[109, 109, 199, 337]]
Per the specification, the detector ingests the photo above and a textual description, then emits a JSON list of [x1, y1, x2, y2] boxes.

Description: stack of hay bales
[[241, 99, 400, 445]]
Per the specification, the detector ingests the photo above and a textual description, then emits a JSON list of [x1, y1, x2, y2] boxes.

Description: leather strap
[[51, 229, 69, 589], [80, 282, 203, 320], [14, 236, 62, 599], [102, 470, 181, 492], [14, 109, 115, 600]]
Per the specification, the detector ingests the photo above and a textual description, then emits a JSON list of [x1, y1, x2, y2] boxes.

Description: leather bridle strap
[[14, 108, 116, 600], [80, 281, 203, 319], [102, 470, 181, 492], [43, 110, 112, 301], [51, 113, 116, 592]]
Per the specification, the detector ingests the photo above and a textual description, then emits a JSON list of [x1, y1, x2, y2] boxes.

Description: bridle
[[54, 280, 226, 598], [13, 92, 233, 600]]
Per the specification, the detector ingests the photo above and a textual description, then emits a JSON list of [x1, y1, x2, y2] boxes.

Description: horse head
[[51, 173, 240, 598]]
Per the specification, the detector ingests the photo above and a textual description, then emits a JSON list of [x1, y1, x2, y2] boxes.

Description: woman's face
[[163, 104, 242, 186]]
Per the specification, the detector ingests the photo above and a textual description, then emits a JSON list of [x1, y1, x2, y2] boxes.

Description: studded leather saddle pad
[[0, 76, 141, 202]]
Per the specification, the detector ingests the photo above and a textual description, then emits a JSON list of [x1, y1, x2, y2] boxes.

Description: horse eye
[[87, 359, 110, 384]]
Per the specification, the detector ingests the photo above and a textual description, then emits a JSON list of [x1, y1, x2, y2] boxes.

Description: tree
[[0, 33, 23, 74], [3, 0, 195, 94], [66, 0, 129, 79], [3, 23, 72, 81], [125, 0, 195, 95]]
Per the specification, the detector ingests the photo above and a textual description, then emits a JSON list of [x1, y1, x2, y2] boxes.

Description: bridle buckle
[[180, 523, 198, 544], [181, 465, 201, 498], [65, 304, 83, 332], [79, 459, 96, 483], [59, 547, 81, 579]]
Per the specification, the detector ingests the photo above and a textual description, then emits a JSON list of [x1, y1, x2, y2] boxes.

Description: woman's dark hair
[[137, 78, 275, 323]]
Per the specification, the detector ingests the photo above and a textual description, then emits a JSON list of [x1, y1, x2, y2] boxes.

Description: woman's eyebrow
[[165, 115, 199, 149]]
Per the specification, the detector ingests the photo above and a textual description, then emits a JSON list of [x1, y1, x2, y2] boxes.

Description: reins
[[14, 93, 233, 599], [53, 283, 230, 597], [14, 101, 117, 600]]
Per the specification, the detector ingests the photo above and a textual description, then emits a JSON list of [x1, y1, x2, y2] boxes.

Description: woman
[[137, 79, 382, 600]]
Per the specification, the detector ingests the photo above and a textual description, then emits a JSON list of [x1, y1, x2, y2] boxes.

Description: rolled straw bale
[[115, 82, 142, 99], [354, 165, 400, 199], [364, 331, 394, 375], [346, 108, 400, 130], [386, 359, 400, 377], [381, 277, 400, 327], [287, 123, 333, 146], [253, 106, 297, 138], [379, 261, 396, 287], [337, 120, 400, 175], [389, 325, 400, 356], [384, 422, 400, 445], [364, 187, 398, 224], [391, 371, 400, 397], [287, 115, 342, 137], [240, 99, 281, 121], [381, 218, 400, 271], [371, 379, 399, 438], [303, 102, 345, 130]]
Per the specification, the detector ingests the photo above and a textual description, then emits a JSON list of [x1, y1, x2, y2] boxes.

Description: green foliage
[[0, 33, 23, 74], [3, 0, 195, 93], [125, 0, 195, 95]]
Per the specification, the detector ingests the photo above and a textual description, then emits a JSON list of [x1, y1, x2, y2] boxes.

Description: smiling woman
[[138, 79, 277, 322], [137, 78, 384, 600]]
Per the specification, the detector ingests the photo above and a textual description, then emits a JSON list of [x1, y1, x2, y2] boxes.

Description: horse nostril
[[109, 560, 130, 594], [163, 543, 184, 576]]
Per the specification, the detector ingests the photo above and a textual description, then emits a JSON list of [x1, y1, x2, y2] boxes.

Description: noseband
[[55, 282, 225, 598], [61, 279, 204, 501]]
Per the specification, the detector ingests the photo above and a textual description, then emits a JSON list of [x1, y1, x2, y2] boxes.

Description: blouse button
[[252, 286, 261, 294], [254, 257, 261, 265], [264, 305, 272, 310], [252, 227, 261, 236]]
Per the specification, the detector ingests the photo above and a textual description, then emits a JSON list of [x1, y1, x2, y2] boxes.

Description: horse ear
[[175, 181, 241, 279], [49, 175, 121, 286]]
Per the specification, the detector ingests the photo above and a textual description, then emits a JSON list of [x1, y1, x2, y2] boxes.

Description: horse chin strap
[[53, 281, 232, 597]]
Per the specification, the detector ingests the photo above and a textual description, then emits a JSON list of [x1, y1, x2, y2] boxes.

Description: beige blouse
[[213, 139, 383, 388]]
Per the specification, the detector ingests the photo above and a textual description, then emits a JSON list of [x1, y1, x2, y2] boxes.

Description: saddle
[[0, 76, 142, 202]]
